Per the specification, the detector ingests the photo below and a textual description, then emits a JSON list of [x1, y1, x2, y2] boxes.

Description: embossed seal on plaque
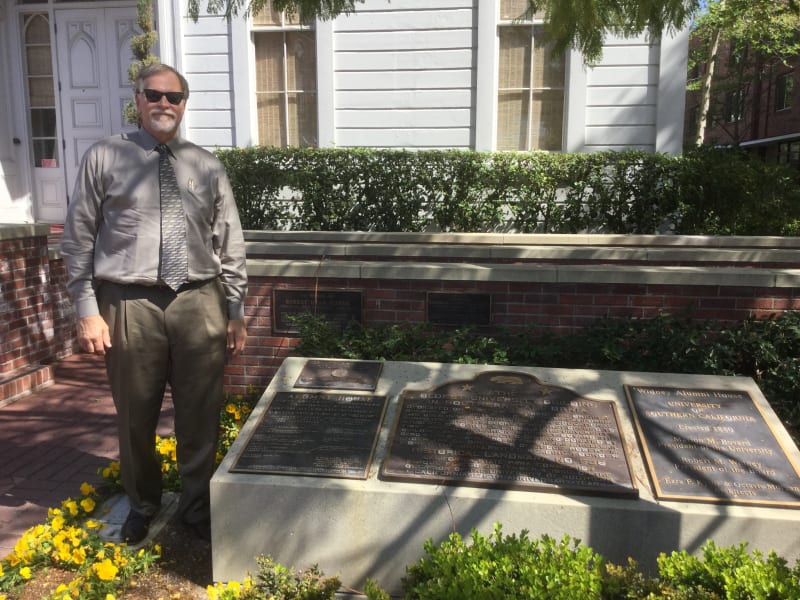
[[295, 359, 383, 391]]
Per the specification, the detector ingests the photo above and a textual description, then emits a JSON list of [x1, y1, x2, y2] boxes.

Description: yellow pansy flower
[[80, 482, 96, 496], [62, 499, 79, 517], [71, 546, 87, 565], [19, 566, 32, 580], [51, 514, 66, 531], [57, 542, 72, 562], [80, 497, 96, 513], [92, 558, 118, 581]]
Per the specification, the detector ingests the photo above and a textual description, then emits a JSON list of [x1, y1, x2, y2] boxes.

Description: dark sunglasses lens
[[142, 89, 184, 105]]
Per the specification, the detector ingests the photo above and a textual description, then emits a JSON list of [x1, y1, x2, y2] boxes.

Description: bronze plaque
[[626, 385, 800, 508], [295, 359, 383, 391], [381, 372, 637, 498], [273, 289, 362, 334], [232, 392, 387, 479], [427, 292, 491, 326]]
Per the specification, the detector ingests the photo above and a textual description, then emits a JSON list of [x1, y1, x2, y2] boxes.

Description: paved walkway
[[0, 353, 175, 558]]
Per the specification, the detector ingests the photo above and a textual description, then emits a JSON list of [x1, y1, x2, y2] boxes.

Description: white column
[[316, 19, 335, 147]]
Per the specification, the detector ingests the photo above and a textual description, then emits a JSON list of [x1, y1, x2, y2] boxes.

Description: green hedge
[[291, 312, 800, 437], [398, 526, 800, 600], [216, 146, 800, 235], [235, 526, 800, 599]]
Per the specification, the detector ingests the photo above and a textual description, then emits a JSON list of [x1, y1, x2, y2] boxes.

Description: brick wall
[[0, 226, 68, 401], [2, 227, 799, 402], [230, 275, 800, 397]]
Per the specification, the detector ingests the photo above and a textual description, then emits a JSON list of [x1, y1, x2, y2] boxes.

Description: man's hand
[[227, 319, 247, 357], [77, 315, 112, 355]]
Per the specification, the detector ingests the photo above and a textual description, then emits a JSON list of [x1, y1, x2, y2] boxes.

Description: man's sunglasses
[[140, 88, 185, 105]]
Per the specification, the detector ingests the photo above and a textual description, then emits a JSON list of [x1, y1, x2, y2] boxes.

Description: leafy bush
[[656, 541, 800, 599], [217, 146, 800, 235], [403, 525, 608, 600], [291, 311, 800, 436], [253, 556, 340, 600], [375, 528, 800, 600]]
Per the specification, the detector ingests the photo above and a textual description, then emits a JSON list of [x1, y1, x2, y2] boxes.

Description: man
[[60, 63, 247, 544]]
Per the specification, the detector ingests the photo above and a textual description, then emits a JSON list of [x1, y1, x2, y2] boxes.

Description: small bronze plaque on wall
[[295, 359, 383, 391], [427, 292, 491, 326], [273, 289, 362, 334]]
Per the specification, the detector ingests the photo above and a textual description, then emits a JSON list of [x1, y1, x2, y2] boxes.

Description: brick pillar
[[0, 225, 59, 401]]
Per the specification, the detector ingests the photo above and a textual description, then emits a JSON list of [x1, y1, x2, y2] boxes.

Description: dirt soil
[[10, 516, 212, 600]]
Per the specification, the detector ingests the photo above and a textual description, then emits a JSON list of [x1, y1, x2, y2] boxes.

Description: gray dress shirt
[[61, 129, 247, 321]]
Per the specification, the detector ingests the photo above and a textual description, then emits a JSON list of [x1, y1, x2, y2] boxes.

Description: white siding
[[180, 15, 235, 150], [583, 35, 660, 152], [211, 0, 687, 154], [332, 0, 477, 149]]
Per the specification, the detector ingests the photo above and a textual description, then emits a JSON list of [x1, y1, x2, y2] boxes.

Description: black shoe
[[121, 510, 151, 544], [183, 518, 211, 542]]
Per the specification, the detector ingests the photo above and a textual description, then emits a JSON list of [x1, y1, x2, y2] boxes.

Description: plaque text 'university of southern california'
[[626, 385, 800, 508]]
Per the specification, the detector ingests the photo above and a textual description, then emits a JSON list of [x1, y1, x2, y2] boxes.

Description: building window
[[723, 89, 744, 122], [778, 141, 800, 168], [21, 12, 59, 168], [252, 5, 318, 147], [776, 72, 794, 112], [496, 0, 565, 151]]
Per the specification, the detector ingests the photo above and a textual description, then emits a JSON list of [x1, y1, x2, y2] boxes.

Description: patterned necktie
[[156, 143, 188, 291]]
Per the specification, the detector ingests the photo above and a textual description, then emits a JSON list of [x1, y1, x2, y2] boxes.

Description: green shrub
[[216, 146, 800, 235], [402, 525, 608, 600], [676, 147, 800, 236], [291, 312, 800, 437], [252, 556, 340, 600], [656, 541, 800, 599], [360, 527, 800, 600]]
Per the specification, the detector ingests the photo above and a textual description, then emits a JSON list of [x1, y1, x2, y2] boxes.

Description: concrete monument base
[[211, 358, 800, 595]]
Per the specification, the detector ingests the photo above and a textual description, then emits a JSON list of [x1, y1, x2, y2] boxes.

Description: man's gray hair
[[134, 63, 190, 100]]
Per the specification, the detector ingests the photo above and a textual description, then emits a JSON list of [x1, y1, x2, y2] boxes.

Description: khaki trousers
[[98, 279, 227, 525]]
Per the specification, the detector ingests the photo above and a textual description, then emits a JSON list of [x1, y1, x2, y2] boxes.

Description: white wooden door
[[54, 6, 139, 213]]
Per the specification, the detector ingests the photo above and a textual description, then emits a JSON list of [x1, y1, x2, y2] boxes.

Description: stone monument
[[211, 358, 800, 595]]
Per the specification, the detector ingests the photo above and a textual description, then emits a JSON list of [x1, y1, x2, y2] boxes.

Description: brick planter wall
[[232, 275, 800, 397], [0, 225, 61, 401], [2, 226, 799, 402]]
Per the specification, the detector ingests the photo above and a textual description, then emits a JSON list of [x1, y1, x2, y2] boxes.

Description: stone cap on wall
[[245, 230, 800, 249], [0, 224, 51, 241], [244, 231, 800, 289]]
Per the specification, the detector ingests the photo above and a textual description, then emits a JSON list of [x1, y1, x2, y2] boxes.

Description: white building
[[0, 0, 688, 224]]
